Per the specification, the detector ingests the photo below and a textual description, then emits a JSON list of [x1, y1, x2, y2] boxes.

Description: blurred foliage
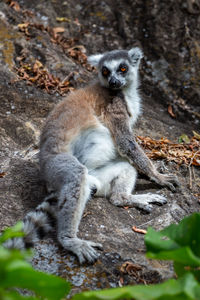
[[73, 213, 200, 300], [0, 222, 70, 300]]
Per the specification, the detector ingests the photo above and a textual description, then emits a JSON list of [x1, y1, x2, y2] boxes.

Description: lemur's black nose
[[109, 77, 121, 89]]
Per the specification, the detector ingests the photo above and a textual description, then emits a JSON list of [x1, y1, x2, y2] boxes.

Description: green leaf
[[0, 247, 32, 266], [145, 213, 200, 272], [72, 273, 200, 300], [178, 134, 190, 144], [0, 222, 24, 244], [5, 258, 31, 270], [0, 223, 70, 300], [1, 265, 70, 300], [0, 247, 12, 260], [174, 262, 200, 282]]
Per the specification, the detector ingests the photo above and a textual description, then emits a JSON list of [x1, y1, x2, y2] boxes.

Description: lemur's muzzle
[[109, 76, 121, 89]]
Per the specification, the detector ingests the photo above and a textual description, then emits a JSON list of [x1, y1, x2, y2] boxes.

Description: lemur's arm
[[106, 96, 179, 191]]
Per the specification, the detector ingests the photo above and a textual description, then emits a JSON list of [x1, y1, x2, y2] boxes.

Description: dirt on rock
[[0, 0, 200, 296]]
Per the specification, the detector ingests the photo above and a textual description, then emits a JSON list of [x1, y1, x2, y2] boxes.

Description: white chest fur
[[71, 124, 116, 171], [71, 85, 141, 171], [123, 85, 141, 128]]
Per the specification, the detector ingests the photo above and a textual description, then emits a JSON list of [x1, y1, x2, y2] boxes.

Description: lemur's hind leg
[[91, 161, 167, 213], [90, 161, 136, 198], [41, 153, 102, 264], [110, 163, 167, 212]]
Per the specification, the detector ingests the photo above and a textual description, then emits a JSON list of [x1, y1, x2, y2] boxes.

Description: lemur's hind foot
[[60, 237, 103, 264]]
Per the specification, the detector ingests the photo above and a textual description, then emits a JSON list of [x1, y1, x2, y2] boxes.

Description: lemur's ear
[[128, 47, 143, 66], [87, 54, 103, 67]]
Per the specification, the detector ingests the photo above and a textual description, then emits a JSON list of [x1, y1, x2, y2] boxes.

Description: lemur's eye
[[121, 67, 126, 72], [102, 67, 110, 77], [119, 64, 128, 73]]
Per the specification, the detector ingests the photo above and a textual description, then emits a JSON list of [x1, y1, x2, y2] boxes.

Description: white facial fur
[[88, 48, 143, 90], [87, 54, 104, 67], [99, 59, 128, 88]]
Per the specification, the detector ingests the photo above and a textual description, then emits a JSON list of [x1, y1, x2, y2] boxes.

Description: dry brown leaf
[[0, 172, 6, 178], [123, 206, 130, 210], [56, 17, 70, 23], [132, 226, 147, 234], [74, 18, 81, 26], [53, 27, 65, 33], [18, 23, 30, 36], [194, 193, 200, 202], [9, 1, 20, 11], [18, 23, 29, 29], [16, 22, 92, 70], [120, 261, 142, 275], [33, 60, 43, 72], [83, 211, 92, 218], [52, 27, 65, 36], [22, 9, 35, 18], [16, 60, 74, 95], [168, 105, 176, 118], [67, 45, 88, 66], [193, 131, 200, 141], [137, 135, 200, 166], [119, 277, 124, 287]]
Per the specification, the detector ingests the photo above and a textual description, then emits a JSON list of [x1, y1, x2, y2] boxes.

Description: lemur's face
[[88, 48, 143, 90], [99, 58, 130, 89]]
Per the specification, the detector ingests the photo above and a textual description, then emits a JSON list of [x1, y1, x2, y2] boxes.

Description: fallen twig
[[132, 226, 147, 234]]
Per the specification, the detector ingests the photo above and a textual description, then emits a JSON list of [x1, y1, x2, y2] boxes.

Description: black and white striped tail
[[4, 196, 57, 250]]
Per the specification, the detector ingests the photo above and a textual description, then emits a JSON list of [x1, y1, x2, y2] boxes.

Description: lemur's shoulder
[[47, 82, 109, 119], [41, 82, 112, 150]]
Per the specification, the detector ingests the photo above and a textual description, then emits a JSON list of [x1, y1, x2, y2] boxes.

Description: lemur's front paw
[[61, 237, 103, 264], [153, 173, 179, 192]]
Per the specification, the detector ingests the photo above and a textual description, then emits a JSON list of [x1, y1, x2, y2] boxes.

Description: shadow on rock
[[0, 158, 46, 230], [10, 158, 46, 211]]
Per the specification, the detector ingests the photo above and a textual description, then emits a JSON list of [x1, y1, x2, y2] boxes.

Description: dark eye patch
[[102, 66, 110, 77], [118, 64, 128, 74]]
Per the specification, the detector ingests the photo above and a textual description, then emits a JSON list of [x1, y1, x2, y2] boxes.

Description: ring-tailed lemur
[[5, 48, 179, 263]]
